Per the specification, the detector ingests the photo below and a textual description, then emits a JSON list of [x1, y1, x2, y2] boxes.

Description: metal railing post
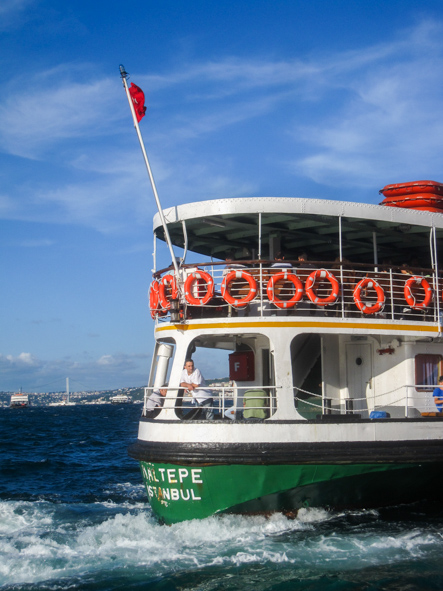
[[324, 398, 332, 415], [260, 262, 263, 317], [389, 268, 394, 320]]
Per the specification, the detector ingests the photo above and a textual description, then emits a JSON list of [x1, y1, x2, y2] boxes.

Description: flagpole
[[119, 65, 181, 281]]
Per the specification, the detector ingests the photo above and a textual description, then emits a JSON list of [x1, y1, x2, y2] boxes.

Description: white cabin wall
[[370, 338, 408, 413], [336, 336, 442, 416], [339, 336, 374, 415], [321, 334, 341, 409], [338, 335, 350, 410], [338, 335, 407, 415], [272, 331, 301, 420]]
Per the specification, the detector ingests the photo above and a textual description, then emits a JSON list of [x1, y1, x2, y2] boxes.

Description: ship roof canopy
[[153, 197, 443, 265]]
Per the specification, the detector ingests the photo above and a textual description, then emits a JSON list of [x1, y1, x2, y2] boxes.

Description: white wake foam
[[0, 500, 442, 586]]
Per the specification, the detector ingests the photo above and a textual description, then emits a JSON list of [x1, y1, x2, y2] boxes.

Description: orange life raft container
[[380, 193, 443, 209], [379, 180, 443, 197], [379, 181, 443, 213]]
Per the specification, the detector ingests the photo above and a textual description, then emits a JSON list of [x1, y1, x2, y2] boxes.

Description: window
[[415, 354, 442, 391], [175, 334, 275, 420]]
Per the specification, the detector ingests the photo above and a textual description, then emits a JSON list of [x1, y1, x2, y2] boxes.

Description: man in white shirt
[[146, 386, 167, 410], [180, 359, 214, 420], [145, 386, 167, 416]]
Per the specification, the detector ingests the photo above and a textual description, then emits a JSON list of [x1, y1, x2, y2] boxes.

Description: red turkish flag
[[129, 83, 146, 122]]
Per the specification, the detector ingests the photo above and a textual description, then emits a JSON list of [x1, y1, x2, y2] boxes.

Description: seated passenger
[[271, 252, 293, 269], [223, 250, 246, 275], [297, 252, 313, 268], [400, 263, 412, 275], [145, 385, 167, 417], [180, 359, 214, 420]]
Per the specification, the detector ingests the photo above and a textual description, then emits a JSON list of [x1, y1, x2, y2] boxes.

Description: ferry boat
[[110, 394, 133, 404], [10, 393, 29, 408], [127, 189, 443, 524]]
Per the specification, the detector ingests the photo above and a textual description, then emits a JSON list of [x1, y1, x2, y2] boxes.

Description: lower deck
[[146, 320, 443, 423]]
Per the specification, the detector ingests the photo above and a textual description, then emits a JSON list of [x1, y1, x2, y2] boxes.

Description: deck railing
[[142, 384, 441, 420], [294, 384, 442, 419], [151, 261, 441, 324], [142, 386, 278, 419]]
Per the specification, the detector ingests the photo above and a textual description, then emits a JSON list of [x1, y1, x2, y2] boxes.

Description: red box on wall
[[229, 351, 255, 381]]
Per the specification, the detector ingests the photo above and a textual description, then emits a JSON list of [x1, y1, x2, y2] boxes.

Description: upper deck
[[151, 197, 443, 333]]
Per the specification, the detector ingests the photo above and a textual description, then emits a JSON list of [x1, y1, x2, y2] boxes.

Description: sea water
[[1, 406, 442, 591]]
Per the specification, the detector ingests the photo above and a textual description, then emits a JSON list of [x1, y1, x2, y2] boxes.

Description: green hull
[[139, 461, 440, 524]]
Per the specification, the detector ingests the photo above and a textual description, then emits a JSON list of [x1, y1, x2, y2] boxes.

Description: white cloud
[[0, 348, 232, 392], [0, 351, 151, 392], [2, 19, 443, 233], [141, 57, 318, 98], [0, 193, 17, 214], [0, 0, 32, 28], [5, 352, 38, 366], [1, 146, 256, 233], [17, 239, 55, 247], [97, 354, 115, 366], [123, 21, 443, 192], [290, 20, 443, 188], [0, 68, 121, 160], [0, 0, 30, 13]]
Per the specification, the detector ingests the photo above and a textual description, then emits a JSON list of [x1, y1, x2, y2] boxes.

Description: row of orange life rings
[[149, 270, 434, 318]]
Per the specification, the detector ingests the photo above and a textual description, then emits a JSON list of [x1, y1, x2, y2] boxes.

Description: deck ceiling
[[155, 211, 443, 266]]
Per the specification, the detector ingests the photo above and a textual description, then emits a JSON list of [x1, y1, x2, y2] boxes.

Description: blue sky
[[2, 0, 443, 392]]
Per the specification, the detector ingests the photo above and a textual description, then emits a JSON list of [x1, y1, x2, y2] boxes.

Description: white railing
[[142, 383, 442, 420], [294, 384, 442, 419], [142, 385, 278, 420], [152, 262, 441, 324]]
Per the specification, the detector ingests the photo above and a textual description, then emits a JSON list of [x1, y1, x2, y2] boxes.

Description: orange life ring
[[305, 269, 340, 306], [149, 280, 160, 318], [221, 270, 257, 307], [266, 271, 304, 309], [353, 278, 385, 314], [158, 274, 178, 310], [404, 276, 433, 309], [184, 270, 214, 306]]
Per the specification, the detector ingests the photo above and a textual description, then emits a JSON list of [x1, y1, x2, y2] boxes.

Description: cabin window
[[175, 334, 275, 420], [415, 354, 442, 391]]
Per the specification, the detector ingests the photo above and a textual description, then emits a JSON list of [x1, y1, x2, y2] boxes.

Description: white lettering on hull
[[142, 463, 203, 505]]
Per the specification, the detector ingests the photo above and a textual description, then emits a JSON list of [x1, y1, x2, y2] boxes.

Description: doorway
[[346, 342, 372, 415]]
